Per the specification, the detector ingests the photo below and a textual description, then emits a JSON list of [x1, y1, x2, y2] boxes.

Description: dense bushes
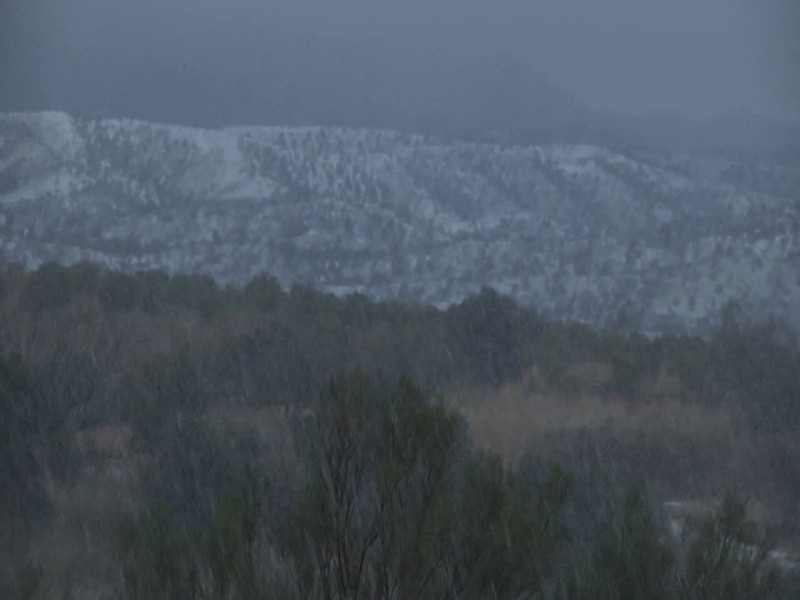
[[113, 372, 792, 599], [124, 348, 213, 449], [2, 262, 800, 597], [117, 424, 268, 600], [282, 372, 572, 598], [117, 373, 575, 599], [4, 262, 800, 475], [8, 262, 800, 410], [444, 287, 542, 386], [682, 494, 782, 599], [0, 353, 51, 523], [0, 352, 76, 526]]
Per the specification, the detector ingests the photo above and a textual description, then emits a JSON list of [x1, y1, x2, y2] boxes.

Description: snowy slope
[[1, 111, 798, 331]]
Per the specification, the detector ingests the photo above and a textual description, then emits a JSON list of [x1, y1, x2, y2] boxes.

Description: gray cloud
[[1, 0, 797, 123]]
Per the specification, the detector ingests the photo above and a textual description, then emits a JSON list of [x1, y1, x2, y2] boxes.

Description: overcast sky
[[1, 0, 798, 124]]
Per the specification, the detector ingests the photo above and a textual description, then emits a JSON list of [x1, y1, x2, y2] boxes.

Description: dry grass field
[[454, 380, 735, 462]]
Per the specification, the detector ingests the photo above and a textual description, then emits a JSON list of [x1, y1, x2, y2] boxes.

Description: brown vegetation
[[2, 264, 799, 597], [559, 361, 614, 395], [456, 380, 734, 462], [74, 425, 133, 461]]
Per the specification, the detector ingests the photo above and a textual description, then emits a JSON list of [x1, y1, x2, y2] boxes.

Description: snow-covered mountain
[[1, 111, 798, 331]]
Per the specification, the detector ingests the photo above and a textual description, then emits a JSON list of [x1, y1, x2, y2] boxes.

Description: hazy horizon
[[1, 0, 798, 127]]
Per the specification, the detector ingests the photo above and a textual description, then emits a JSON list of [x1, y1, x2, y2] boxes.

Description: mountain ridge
[[1, 111, 798, 332]]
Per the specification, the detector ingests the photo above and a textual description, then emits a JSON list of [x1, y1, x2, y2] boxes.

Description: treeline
[[1, 262, 799, 597], [3, 261, 799, 414]]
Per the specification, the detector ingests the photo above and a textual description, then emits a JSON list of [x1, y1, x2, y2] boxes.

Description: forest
[[1, 261, 799, 598]]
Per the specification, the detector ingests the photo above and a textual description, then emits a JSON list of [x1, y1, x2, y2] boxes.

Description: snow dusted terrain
[[1, 111, 798, 331]]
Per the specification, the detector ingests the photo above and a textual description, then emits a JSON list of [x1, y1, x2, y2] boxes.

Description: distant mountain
[[496, 110, 800, 160], [1, 111, 799, 332], [5, 19, 797, 156], [0, 24, 586, 135], [591, 110, 800, 157]]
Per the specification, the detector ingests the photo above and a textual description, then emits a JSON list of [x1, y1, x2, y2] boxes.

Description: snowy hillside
[[1, 111, 799, 331]]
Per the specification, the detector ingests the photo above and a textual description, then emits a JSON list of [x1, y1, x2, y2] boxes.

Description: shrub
[[681, 494, 781, 599], [0, 353, 74, 525], [282, 371, 569, 599]]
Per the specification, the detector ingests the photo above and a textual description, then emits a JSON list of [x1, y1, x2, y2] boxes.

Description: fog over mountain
[[1, 0, 798, 128]]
